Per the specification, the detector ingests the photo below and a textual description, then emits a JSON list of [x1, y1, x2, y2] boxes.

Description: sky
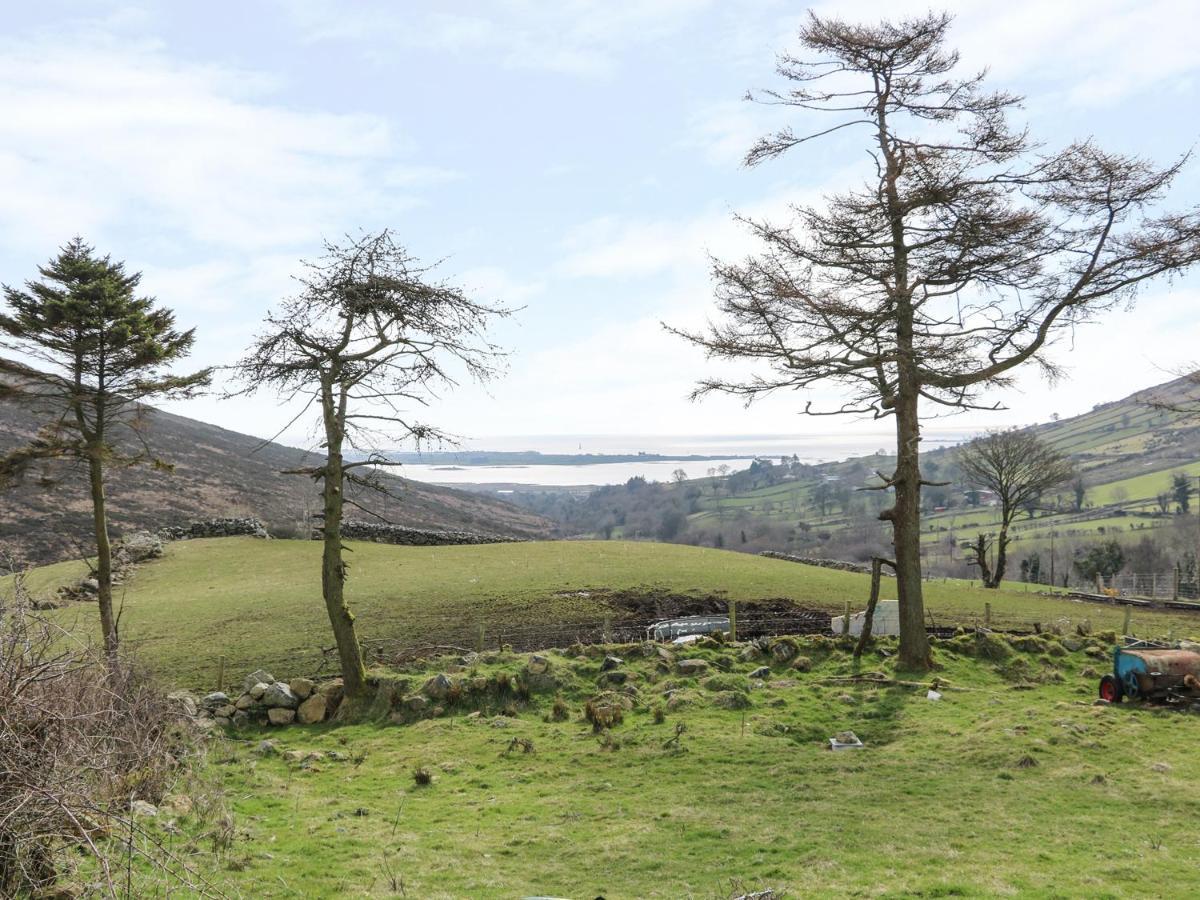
[[1, 0, 1198, 452]]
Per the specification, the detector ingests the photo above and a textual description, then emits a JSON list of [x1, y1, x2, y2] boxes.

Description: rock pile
[[159, 517, 270, 541], [332, 521, 521, 546], [200, 670, 343, 727], [759, 551, 892, 575]]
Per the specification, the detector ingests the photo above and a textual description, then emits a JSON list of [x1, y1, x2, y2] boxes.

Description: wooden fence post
[[841, 600, 851, 638], [475, 624, 485, 654], [728, 600, 738, 642], [1122, 605, 1132, 638], [984, 602, 992, 630], [603, 615, 612, 644]]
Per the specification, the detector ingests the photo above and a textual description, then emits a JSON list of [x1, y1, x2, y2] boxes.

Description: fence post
[[217, 655, 226, 694], [984, 602, 992, 630], [728, 600, 738, 642], [841, 600, 851, 638], [475, 624, 485, 654], [1122, 605, 1132, 638], [603, 615, 612, 644], [1174, 565, 1181, 602]]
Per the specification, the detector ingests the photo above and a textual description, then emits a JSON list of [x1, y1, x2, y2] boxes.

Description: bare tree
[[669, 12, 1200, 668], [234, 230, 510, 700], [958, 429, 1074, 588]]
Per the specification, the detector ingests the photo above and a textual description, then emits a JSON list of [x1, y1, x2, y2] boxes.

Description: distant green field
[[9, 537, 1198, 688]]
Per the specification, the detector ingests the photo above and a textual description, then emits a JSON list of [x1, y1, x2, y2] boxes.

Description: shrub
[[0, 572, 196, 896], [412, 766, 433, 786]]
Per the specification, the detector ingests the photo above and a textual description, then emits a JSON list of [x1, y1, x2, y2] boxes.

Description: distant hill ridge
[[0, 361, 552, 566]]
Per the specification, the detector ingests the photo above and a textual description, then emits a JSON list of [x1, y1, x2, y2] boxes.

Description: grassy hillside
[[13, 537, 1199, 688], [137, 639, 1200, 897], [0, 363, 551, 565]]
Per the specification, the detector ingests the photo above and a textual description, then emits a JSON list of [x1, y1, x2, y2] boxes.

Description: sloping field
[[11, 537, 1199, 688]]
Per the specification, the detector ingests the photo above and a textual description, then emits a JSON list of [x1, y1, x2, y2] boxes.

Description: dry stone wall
[[158, 517, 269, 541], [759, 551, 892, 576], [333, 521, 521, 546]]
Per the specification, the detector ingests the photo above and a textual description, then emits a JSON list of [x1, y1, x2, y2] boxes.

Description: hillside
[[13, 537, 1196, 688], [519, 372, 1200, 586], [0, 370, 552, 565]]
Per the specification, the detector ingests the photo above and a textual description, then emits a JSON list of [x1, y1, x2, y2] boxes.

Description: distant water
[[398, 430, 973, 488]]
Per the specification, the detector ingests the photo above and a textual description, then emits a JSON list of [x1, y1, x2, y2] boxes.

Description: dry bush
[[0, 569, 217, 896]]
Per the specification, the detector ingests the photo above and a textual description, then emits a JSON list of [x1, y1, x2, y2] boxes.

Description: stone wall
[[759, 550, 892, 576], [332, 521, 521, 546], [158, 517, 269, 541]]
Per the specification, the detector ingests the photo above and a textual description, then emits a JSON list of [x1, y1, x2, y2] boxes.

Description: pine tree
[[0, 238, 210, 654]]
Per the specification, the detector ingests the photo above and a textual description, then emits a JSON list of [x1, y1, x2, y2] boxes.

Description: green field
[[12, 537, 1200, 689], [137, 638, 1200, 897]]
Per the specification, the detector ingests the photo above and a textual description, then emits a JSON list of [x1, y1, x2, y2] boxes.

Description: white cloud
[[0, 33, 447, 256]]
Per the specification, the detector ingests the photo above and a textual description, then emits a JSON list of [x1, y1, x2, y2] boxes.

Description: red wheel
[[1099, 674, 1122, 703]]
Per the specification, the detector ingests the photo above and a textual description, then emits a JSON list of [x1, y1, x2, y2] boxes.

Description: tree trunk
[[87, 452, 117, 657], [888, 387, 932, 669], [985, 525, 1010, 589], [320, 386, 368, 699]]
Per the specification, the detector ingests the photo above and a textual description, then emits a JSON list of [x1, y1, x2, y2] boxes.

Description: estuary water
[[397, 430, 973, 487]]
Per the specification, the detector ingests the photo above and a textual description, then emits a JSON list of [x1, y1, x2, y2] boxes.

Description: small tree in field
[[234, 230, 510, 700], [670, 12, 1200, 668], [958, 429, 1074, 588], [0, 238, 209, 654]]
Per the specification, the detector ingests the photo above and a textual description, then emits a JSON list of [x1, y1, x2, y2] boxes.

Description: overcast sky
[[2, 0, 1198, 450]]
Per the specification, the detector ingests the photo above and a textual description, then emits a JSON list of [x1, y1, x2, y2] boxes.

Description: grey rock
[[678, 659, 709, 676], [601, 655, 623, 672], [243, 669, 275, 692], [289, 678, 315, 700], [261, 682, 299, 709], [749, 666, 771, 679], [267, 707, 296, 726], [423, 673, 453, 700], [235, 694, 256, 710], [214, 704, 237, 718], [201, 691, 229, 708], [255, 739, 280, 756], [248, 682, 269, 700], [526, 654, 550, 674], [130, 800, 158, 818], [599, 670, 628, 686], [404, 695, 429, 713]]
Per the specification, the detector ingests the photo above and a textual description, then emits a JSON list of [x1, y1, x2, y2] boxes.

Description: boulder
[[165, 691, 198, 718], [261, 682, 299, 709], [601, 655, 623, 672], [235, 694, 256, 710], [130, 800, 158, 818], [243, 669, 275, 692], [423, 673, 453, 700], [526, 654, 550, 674], [201, 692, 229, 709], [248, 682, 269, 700], [297, 694, 328, 724], [267, 708, 296, 726], [81, 578, 99, 593], [677, 659, 709, 676], [713, 691, 752, 710], [404, 695, 429, 713], [599, 670, 628, 686], [214, 704, 237, 718], [255, 739, 280, 756], [749, 666, 771, 679], [289, 678, 315, 700]]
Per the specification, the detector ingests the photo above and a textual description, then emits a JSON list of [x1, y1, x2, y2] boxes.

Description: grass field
[[134, 637, 1200, 898], [10, 537, 1200, 689]]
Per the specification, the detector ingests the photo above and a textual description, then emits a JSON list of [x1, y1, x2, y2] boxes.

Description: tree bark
[[319, 382, 368, 699], [87, 452, 117, 657], [985, 526, 1010, 589], [888, 387, 932, 669]]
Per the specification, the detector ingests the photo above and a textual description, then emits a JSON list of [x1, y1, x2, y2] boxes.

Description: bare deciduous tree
[[234, 230, 510, 700], [958, 429, 1074, 588], [669, 12, 1200, 668]]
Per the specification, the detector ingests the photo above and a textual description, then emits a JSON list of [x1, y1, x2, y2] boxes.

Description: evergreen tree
[[0, 238, 210, 654]]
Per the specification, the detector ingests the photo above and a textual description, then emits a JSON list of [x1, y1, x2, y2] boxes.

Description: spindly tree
[[234, 230, 510, 700], [671, 12, 1200, 668], [0, 238, 210, 654], [958, 429, 1074, 588]]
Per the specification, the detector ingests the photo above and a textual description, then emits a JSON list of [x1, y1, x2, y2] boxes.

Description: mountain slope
[[0, 372, 551, 565]]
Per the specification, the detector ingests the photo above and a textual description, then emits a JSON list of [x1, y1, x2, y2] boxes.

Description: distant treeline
[[377, 450, 753, 466]]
